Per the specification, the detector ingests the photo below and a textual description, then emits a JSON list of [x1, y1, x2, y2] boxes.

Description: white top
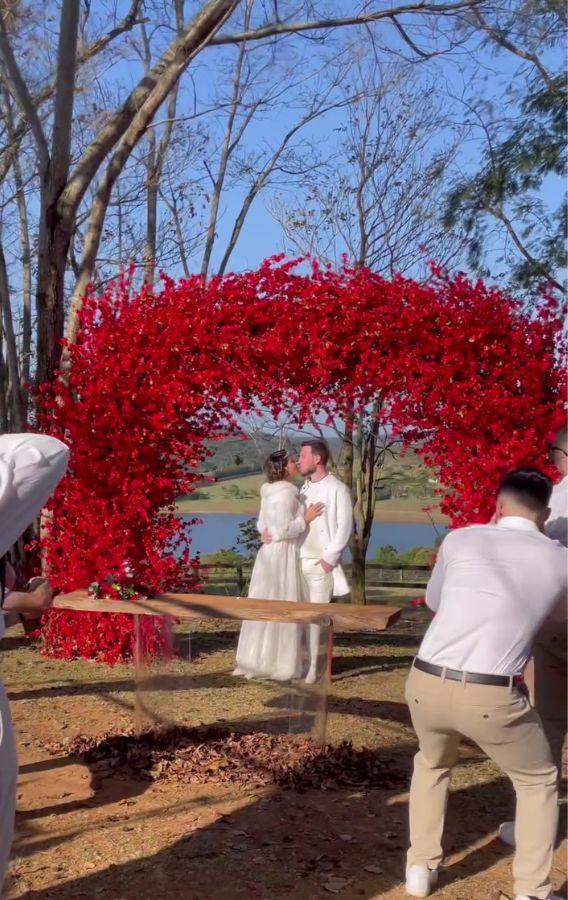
[[299, 473, 353, 566], [546, 475, 567, 547], [256, 481, 306, 542], [0, 433, 69, 642], [418, 516, 567, 675]]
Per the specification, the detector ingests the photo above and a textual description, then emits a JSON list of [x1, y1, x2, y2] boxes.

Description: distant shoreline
[[175, 500, 448, 526]]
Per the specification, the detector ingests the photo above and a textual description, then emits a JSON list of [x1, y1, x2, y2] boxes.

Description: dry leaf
[[323, 877, 350, 894]]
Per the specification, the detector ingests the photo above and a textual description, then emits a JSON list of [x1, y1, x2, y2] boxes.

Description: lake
[[182, 513, 446, 559]]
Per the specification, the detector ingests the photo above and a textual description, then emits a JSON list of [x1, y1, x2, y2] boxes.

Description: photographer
[[0, 433, 69, 888]]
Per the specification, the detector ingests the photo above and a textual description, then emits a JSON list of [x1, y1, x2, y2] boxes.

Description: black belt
[[413, 657, 524, 687]]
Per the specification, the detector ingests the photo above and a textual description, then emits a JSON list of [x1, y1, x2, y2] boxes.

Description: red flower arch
[[38, 258, 565, 663]]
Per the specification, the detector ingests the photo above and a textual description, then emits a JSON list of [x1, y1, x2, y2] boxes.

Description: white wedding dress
[[234, 480, 307, 681]]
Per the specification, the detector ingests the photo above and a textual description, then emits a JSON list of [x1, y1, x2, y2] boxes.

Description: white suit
[[0, 434, 69, 889], [299, 473, 353, 600]]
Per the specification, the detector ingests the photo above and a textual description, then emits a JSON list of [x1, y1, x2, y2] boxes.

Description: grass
[[176, 474, 447, 524]]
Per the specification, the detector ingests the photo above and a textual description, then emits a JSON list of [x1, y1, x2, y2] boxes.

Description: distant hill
[[201, 432, 425, 478]]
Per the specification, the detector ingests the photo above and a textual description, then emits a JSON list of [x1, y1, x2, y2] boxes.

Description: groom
[[297, 439, 353, 682]]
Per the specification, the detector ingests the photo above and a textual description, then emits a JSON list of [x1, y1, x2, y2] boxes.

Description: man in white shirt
[[297, 440, 353, 682], [534, 428, 568, 777], [0, 433, 69, 891], [404, 468, 567, 900]]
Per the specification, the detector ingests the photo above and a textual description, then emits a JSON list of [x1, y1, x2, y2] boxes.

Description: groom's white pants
[[301, 559, 333, 676], [300, 558, 333, 605]]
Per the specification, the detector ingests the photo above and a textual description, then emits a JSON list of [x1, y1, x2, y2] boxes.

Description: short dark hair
[[264, 449, 289, 483], [301, 439, 330, 467], [498, 467, 553, 512]]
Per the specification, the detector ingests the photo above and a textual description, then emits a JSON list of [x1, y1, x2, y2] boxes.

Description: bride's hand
[[304, 502, 324, 524]]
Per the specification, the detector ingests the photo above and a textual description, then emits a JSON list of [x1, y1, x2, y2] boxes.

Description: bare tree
[[272, 59, 465, 601], [0, 0, 477, 384]]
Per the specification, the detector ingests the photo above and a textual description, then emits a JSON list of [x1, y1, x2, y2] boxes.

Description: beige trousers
[[405, 665, 558, 899], [533, 625, 567, 779]]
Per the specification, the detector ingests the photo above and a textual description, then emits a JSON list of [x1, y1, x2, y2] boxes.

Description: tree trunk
[[0, 328, 8, 433], [0, 239, 24, 429], [65, 0, 238, 352], [35, 0, 81, 385], [2, 88, 32, 416], [36, 217, 74, 385], [350, 537, 367, 605]]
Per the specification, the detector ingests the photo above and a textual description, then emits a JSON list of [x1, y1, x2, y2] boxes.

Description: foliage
[[201, 549, 244, 567], [38, 258, 565, 661], [236, 518, 263, 558], [444, 75, 567, 291], [375, 545, 437, 567]]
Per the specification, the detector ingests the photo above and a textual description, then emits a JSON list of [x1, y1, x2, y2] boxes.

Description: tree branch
[[61, 0, 238, 225], [0, 15, 49, 174], [473, 7, 558, 94], [209, 1, 479, 46]]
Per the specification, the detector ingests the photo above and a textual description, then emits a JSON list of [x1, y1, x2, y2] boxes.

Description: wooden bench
[[54, 591, 401, 632]]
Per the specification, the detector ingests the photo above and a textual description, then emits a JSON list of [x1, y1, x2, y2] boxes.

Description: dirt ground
[[1, 606, 566, 900]]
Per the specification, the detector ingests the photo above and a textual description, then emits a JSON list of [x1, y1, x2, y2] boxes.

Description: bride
[[233, 449, 323, 681]]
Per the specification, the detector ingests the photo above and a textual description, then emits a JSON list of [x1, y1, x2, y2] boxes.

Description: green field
[[176, 473, 447, 524]]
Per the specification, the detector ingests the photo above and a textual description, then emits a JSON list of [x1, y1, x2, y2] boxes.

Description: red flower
[[36, 259, 565, 663]]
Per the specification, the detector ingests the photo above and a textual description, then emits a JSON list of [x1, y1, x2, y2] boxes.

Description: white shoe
[[405, 864, 438, 897], [499, 820, 515, 847], [305, 668, 318, 684]]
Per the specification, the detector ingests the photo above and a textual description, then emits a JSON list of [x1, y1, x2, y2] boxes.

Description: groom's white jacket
[[299, 473, 353, 597]]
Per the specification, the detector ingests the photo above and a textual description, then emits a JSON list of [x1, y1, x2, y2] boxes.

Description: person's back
[[405, 467, 567, 900], [419, 519, 567, 676]]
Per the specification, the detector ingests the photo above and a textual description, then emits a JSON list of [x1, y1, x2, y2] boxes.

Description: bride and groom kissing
[[234, 439, 353, 684]]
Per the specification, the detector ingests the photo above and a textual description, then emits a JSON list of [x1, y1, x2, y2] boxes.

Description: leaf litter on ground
[[48, 724, 406, 792]]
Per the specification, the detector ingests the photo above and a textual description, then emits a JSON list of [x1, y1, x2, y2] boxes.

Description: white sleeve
[[425, 541, 446, 612], [267, 497, 306, 542], [321, 483, 353, 567], [545, 516, 568, 548], [0, 433, 69, 556]]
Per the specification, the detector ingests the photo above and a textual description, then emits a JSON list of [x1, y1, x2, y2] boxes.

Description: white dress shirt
[[418, 516, 567, 675], [0, 433, 69, 641]]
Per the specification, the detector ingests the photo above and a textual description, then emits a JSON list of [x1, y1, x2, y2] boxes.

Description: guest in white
[[501, 429, 568, 849], [535, 430, 567, 774], [0, 433, 69, 891], [233, 450, 323, 682], [405, 468, 566, 900], [297, 440, 353, 683]]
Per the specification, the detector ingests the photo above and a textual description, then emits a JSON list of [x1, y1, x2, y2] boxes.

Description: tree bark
[[350, 538, 367, 605], [0, 239, 24, 429], [1, 88, 31, 415], [35, 0, 81, 385]]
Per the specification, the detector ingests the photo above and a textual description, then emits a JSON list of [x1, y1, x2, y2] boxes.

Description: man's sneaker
[[499, 820, 515, 847], [405, 864, 439, 897]]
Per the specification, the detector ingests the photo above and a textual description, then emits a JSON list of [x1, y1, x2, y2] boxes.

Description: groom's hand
[[318, 559, 333, 573], [261, 529, 272, 544]]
